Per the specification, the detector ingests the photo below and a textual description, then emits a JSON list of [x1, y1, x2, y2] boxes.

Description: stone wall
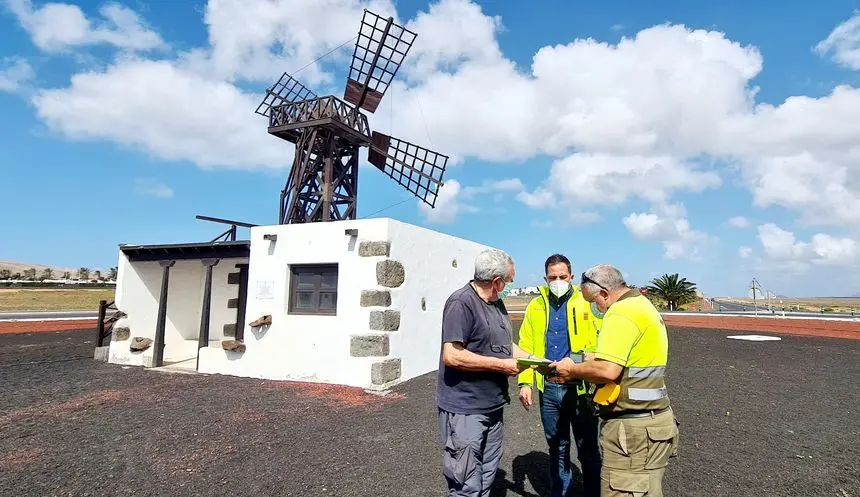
[[354, 239, 403, 388]]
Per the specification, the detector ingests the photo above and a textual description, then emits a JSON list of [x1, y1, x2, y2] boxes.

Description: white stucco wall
[[109, 252, 248, 366], [384, 219, 492, 381], [198, 218, 389, 386], [197, 217, 496, 389]]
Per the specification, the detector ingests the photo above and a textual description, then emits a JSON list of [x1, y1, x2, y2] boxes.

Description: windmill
[[255, 9, 449, 224]]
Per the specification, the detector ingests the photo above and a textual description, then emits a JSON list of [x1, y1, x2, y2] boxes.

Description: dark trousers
[[539, 382, 602, 497], [439, 408, 504, 497]]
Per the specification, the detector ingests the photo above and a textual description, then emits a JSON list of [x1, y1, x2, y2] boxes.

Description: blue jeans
[[539, 382, 601, 497]]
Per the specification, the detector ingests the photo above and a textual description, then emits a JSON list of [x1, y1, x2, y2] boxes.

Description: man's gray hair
[[581, 263, 627, 293], [473, 249, 513, 283]]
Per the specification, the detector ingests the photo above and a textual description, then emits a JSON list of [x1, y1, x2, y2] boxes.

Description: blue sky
[[2, 0, 860, 297]]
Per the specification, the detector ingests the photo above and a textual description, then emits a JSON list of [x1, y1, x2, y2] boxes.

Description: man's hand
[[547, 357, 577, 383], [519, 386, 532, 409], [500, 358, 523, 376]]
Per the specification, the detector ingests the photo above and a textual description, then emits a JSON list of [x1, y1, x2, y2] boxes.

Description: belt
[[600, 406, 670, 420]]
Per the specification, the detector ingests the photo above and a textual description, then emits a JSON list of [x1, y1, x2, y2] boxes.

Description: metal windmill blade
[[255, 72, 318, 119], [368, 131, 448, 208], [344, 10, 417, 113]]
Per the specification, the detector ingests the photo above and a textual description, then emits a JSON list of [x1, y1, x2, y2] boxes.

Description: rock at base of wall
[[350, 334, 390, 357], [130, 337, 153, 352], [376, 260, 405, 288], [112, 326, 130, 341], [221, 340, 246, 353], [372, 358, 401, 385], [360, 290, 391, 307], [369, 310, 400, 331], [93, 346, 109, 362], [358, 241, 391, 257]]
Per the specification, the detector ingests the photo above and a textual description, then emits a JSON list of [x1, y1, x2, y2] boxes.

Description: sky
[[2, 0, 860, 298]]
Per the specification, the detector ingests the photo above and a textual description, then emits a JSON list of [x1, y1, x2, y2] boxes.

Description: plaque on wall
[[255, 280, 274, 300]]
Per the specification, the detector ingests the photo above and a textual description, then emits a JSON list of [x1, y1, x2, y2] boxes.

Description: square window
[[288, 264, 338, 315]]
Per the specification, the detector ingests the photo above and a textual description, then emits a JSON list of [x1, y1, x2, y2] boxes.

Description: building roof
[[119, 241, 250, 262]]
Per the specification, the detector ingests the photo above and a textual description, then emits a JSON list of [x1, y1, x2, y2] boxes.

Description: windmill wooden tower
[[255, 9, 449, 224]]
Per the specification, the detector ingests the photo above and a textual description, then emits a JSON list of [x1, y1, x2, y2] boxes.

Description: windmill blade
[[344, 9, 417, 114], [368, 131, 448, 207], [255, 72, 318, 118]]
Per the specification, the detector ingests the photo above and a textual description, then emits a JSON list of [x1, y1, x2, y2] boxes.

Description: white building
[[102, 218, 495, 390]]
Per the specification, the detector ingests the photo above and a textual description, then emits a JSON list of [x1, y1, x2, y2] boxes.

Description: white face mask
[[548, 279, 571, 298]]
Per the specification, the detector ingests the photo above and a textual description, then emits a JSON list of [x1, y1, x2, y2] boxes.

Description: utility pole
[[750, 278, 762, 316]]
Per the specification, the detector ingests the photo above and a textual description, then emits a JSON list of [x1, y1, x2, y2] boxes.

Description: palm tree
[[78, 267, 90, 281], [109, 267, 118, 280], [40, 268, 54, 280], [646, 273, 698, 311]]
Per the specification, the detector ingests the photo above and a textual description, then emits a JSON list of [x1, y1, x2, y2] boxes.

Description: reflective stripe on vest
[[622, 364, 669, 405]]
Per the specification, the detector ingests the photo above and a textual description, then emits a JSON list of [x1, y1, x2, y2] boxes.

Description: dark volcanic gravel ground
[[0, 328, 858, 497]]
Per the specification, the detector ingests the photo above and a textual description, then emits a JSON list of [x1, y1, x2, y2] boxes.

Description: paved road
[[0, 311, 99, 322], [711, 299, 855, 319]]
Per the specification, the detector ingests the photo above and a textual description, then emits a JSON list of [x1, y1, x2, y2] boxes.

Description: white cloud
[[611, 24, 624, 32], [757, 223, 859, 267], [623, 202, 710, 260], [569, 210, 602, 225], [418, 176, 521, 223], [461, 178, 524, 198], [518, 153, 721, 208], [32, 59, 286, 169], [134, 178, 173, 198], [8, 0, 860, 270], [815, 11, 860, 70], [418, 179, 476, 224], [183, 0, 396, 85], [6, 0, 165, 52], [0, 57, 33, 93], [738, 246, 752, 258], [401, 0, 504, 80], [728, 216, 751, 228]]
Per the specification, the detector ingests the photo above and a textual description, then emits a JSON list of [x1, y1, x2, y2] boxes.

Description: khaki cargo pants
[[599, 407, 679, 496]]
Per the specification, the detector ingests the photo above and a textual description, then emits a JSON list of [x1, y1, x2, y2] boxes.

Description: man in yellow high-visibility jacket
[[548, 263, 679, 497], [516, 254, 603, 497]]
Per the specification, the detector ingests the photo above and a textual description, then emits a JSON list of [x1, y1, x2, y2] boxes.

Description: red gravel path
[[0, 319, 96, 335], [663, 314, 860, 340]]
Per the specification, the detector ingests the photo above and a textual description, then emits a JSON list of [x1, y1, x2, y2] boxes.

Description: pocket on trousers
[[671, 417, 680, 458], [442, 437, 475, 486], [608, 471, 649, 496], [643, 425, 677, 470]]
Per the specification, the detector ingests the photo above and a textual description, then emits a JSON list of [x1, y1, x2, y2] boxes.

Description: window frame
[[287, 263, 339, 316]]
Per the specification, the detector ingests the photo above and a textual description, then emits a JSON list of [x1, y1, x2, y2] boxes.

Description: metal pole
[[153, 260, 175, 367], [235, 263, 250, 341], [95, 299, 107, 347], [197, 259, 219, 370]]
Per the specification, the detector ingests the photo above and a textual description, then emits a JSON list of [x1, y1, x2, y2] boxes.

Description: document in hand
[[517, 357, 552, 367]]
